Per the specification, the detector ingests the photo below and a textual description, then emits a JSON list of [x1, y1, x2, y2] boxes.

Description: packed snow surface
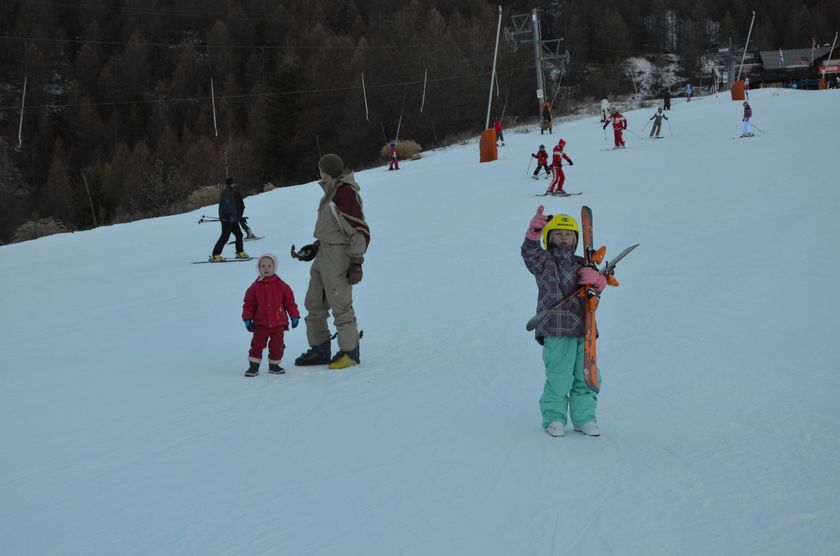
[[2, 88, 839, 555]]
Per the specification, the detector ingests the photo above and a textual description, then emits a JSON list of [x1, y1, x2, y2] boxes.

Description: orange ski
[[583, 289, 601, 392]]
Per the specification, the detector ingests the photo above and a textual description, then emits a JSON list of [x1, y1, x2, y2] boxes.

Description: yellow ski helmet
[[542, 213, 579, 249]]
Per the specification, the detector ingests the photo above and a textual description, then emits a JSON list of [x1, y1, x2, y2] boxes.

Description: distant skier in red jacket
[[603, 109, 627, 148], [531, 144, 550, 179], [494, 116, 505, 146], [241, 253, 300, 377], [547, 139, 574, 194]]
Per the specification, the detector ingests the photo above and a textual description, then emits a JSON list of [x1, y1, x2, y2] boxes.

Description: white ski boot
[[574, 421, 600, 436], [546, 422, 566, 437]]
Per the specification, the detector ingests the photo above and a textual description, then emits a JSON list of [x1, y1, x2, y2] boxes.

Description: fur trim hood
[[256, 253, 279, 280]]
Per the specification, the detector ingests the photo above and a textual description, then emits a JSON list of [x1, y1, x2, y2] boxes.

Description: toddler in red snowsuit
[[242, 253, 300, 377]]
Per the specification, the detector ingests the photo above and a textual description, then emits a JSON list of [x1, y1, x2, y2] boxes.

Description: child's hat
[[256, 253, 279, 279], [539, 144, 545, 149]]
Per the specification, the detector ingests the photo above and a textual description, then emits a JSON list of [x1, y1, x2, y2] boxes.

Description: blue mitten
[[244, 319, 255, 332], [290, 317, 299, 328]]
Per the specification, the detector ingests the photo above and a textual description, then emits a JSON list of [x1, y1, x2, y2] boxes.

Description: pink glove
[[526, 205, 548, 241], [578, 267, 607, 292]]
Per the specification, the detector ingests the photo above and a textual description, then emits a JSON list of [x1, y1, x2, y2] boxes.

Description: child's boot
[[244, 361, 260, 377], [546, 421, 566, 437], [327, 344, 360, 370], [574, 421, 600, 436], [294, 340, 331, 366], [268, 363, 285, 374]]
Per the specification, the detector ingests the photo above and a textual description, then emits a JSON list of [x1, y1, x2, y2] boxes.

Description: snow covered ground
[[2, 88, 839, 555]]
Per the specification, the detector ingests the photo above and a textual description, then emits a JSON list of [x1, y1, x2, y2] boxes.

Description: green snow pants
[[540, 336, 598, 429]]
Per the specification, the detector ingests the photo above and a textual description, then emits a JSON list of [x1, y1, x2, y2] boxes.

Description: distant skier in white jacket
[[600, 98, 610, 122]]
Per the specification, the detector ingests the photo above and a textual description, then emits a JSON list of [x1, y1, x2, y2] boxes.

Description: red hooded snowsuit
[[604, 112, 627, 147], [242, 274, 300, 364]]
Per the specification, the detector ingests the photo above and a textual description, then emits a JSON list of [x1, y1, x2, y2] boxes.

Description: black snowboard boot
[[294, 340, 331, 366], [268, 363, 285, 374], [244, 361, 260, 377]]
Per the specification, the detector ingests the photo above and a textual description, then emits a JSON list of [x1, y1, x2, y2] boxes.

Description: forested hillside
[[0, 0, 837, 242]]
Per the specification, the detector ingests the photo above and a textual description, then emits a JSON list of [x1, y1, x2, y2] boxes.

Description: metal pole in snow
[[485, 5, 503, 130], [420, 68, 427, 112], [81, 172, 99, 227], [210, 78, 219, 137], [826, 32, 839, 77], [361, 73, 369, 121], [16, 76, 27, 150], [737, 11, 756, 82]]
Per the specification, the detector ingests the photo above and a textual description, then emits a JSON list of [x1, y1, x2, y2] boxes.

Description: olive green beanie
[[318, 153, 344, 178]]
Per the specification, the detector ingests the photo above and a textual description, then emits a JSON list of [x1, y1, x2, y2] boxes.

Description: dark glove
[[244, 319, 255, 332], [347, 256, 364, 285], [292, 241, 319, 262], [568, 161, 574, 166], [290, 317, 299, 328], [531, 153, 536, 158]]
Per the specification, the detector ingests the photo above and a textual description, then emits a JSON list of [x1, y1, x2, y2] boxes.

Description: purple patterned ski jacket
[[521, 238, 586, 340]]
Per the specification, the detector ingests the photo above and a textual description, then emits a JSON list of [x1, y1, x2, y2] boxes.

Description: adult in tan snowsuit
[[293, 154, 370, 369]]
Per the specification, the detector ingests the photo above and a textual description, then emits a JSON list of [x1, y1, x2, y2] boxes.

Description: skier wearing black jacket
[[210, 178, 248, 262]]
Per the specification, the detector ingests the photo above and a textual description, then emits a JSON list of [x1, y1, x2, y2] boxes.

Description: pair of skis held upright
[[525, 206, 639, 393]]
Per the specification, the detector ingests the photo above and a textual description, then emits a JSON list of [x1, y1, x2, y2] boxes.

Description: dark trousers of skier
[[239, 217, 255, 239], [533, 163, 551, 177], [212, 221, 244, 256], [649, 120, 662, 138]]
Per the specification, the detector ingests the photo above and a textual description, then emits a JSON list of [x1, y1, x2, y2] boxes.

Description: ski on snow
[[192, 257, 255, 264], [535, 192, 582, 197], [228, 236, 264, 244]]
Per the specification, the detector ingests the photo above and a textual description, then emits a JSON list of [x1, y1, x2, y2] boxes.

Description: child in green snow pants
[[540, 336, 598, 429]]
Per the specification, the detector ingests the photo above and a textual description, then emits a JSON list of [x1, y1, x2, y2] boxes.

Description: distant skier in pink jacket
[[388, 140, 399, 171]]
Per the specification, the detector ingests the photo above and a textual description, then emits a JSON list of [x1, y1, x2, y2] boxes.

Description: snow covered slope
[[2, 89, 839, 555]]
